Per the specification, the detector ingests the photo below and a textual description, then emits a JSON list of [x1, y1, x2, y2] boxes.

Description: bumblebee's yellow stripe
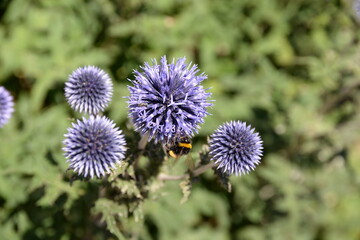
[[178, 143, 192, 149], [169, 150, 178, 158]]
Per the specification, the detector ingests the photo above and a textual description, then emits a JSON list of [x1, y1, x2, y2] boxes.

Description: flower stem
[[133, 133, 150, 170], [158, 162, 215, 181], [193, 162, 215, 176], [138, 133, 149, 150]]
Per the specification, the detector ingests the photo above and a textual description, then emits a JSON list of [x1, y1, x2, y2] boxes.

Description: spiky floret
[[127, 56, 212, 143], [0, 86, 14, 128], [209, 121, 263, 176], [65, 66, 113, 115], [63, 115, 126, 178]]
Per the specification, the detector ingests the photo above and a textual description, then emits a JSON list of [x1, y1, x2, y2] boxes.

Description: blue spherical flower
[[209, 121, 263, 176], [127, 56, 212, 143], [63, 115, 126, 178], [65, 66, 113, 115], [0, 86, 14, 128]]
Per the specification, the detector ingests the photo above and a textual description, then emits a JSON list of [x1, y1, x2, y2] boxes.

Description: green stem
[[133, 133, 149, 170], [158, 162, 215, 181]]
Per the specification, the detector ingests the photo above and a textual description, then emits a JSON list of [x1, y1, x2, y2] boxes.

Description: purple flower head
[[63, 115, 126, 178], [0, 86, 14, 128], [127, 56, 212, 143], [65, 66, 113, 115], [209, 121, 263, 176]]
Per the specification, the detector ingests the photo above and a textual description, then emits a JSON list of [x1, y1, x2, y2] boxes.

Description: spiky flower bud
[[209, 121, 263, 176], [0, 86, 14, 128], [63, 116, 126, 178], [65, 66, 113, 115]]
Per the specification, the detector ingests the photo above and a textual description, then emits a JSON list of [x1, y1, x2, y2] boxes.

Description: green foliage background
[[1, 0, 360, 239]]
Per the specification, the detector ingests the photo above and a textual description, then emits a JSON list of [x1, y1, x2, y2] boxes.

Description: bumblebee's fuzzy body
[[165, 136, 192, 158]]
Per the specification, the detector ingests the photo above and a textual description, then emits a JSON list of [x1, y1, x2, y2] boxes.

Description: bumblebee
[[164, 135, 192, 158]]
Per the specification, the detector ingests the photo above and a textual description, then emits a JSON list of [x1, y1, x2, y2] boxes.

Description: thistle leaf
[[179, 175, 192, 204], [93, 198, 128, 240], [111, 178, 143, 199]]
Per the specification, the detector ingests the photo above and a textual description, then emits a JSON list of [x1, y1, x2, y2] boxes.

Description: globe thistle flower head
[[65, 66, 113, 115], [209, 121, 263, 176], [0, 86, 14, 128], [63, 115, 126, 178], [127, 56, 212, 143]]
